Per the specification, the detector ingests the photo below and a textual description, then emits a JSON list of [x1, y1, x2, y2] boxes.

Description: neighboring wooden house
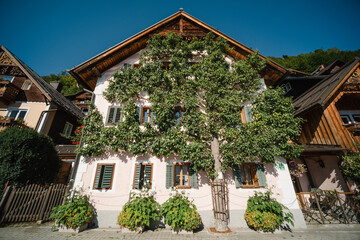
[[65, 90, 92, 116], [0, 45, 84, 183], [289, 58, 360, 194], [69, 10, 306, 229]]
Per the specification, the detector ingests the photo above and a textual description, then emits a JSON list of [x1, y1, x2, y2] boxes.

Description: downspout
[[68, 88, 95, 191]]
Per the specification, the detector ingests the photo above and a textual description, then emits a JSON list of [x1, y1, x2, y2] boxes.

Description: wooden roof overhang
[[69, 10, 287, 91]]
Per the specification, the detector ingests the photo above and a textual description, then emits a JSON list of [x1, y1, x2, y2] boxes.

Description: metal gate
[[0, 183, 68, 223], [210, 180, 229, 222]]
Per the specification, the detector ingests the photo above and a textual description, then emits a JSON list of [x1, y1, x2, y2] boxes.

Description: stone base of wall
[[93, 208, 306, 229]]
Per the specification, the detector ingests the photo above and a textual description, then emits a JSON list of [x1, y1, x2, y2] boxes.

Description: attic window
[[0, 75, 14, 82], [339, 111, 360, 125], [284, 82, 291, 94], [22, 80, 32, 90]]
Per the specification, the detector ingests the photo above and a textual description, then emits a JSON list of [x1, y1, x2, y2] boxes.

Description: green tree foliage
[[0, 127, 60, 194], [42, 71, 82, 95], [341, 150, 360, 189], [77, 33, 303, 178], [269, 48, 360, 73]]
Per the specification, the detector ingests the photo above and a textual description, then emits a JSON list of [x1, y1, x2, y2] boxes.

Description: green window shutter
[[244, 105, 252, 123], [114, 107, 122, 123], [144, 164, 152, 189], [135, 106, 141, 123], [133, 164, 141, 189], [107, 107, 115, 124], [234, 166, 243, 188], [94, 165, 103, 189], [189, 167, 198, 188], [256, 164, 267, 188], [166, 164, 174, 188], [101, 165, 114, 189]]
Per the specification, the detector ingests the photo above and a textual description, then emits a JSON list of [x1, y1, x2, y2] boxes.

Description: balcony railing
[[0, 81, 20, 104]]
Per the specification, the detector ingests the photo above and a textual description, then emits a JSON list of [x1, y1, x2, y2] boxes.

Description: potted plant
[[50, 192, 94, 233], [117, 190, 160, 233], [160, 190, 202, 234], [244, 190, 294, 233]]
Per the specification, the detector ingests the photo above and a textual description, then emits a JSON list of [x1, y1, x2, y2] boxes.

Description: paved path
[[1, 223, 360, 240]]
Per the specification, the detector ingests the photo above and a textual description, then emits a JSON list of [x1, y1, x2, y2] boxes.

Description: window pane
[[144, 111, 149, 123], [244, 165, 253, 185], [9, 110, 18, 119], [175, 165, 181, 176], [340, 115, 351, 124], [175, 175, 180, 186], [182, 166, 188, 175], [353, 114, 360, 123], [175, 111, 180, 124], [18, 110, 27, 120], [182, 176, 188, 186], [150, 111, 155, 123]]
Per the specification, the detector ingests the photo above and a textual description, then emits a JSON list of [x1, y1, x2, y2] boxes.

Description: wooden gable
[[69, 11, 287, 90]]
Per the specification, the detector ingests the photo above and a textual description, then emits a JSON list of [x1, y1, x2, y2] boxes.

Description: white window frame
[[62, 122, 73, 137], [284, 82, 292, 94], [339, 110, 360, 125], [6, 107, 29, 121], [22, 80, 32, 90]]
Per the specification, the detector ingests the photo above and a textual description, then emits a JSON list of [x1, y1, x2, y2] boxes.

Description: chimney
[[50, 81, 63, 92]]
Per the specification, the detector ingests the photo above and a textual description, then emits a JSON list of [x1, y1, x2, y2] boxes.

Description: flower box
[[58, 223, 88, 233]]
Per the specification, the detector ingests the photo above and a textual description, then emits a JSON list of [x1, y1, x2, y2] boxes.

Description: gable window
[[106, 106, 122, 125], [234, 163, 267, 188], [141, 107, 155, 124], [7, 108, 28, 121], [283, 82, 292, 94], [62, 122, 73, 137], [166, 162, 198, 189], [133, 163, 153, 190], [93, 164, 115, 190], [175, 106, 185, 124], [22, 80, 32, 90], [0, 75, 14, 82], [339, 111, 360, 125]]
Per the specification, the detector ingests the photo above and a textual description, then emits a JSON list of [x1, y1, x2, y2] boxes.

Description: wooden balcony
[[0, 81, 20, 104]]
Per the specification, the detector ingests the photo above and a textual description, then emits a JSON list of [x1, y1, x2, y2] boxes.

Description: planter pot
[[58, 223, 88, 233], [121, 226, 143, 234], [172, 229, 193, 234]]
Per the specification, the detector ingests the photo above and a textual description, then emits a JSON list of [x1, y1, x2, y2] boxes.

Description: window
[[243, 105, 252, 123], [234, 163, 267, 188], [7, 108, 28, 120], [339, 111, 360, 125], [93, 164, 115, 190], [62, 122, 73, 137], [166, 162, 198, 188], [123, 63, 132, 70], [133, 163, 153, 190], [141, 107, 155, 124], [22, 80, 32, 90], [106, 106, 122, 125], [0, 75, 14, 82], [175, 106, 185, 124], [283, 82, 291, 94]]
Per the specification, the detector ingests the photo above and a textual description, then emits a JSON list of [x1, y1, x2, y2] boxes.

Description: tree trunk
[[211, 135, 228, 232]]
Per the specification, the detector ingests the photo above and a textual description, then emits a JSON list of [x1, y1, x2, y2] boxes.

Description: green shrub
[[50, 192, 94, 229], [117, 191, 160, 231], [0, 127, 60, 196], [244, 190, 294, 232], [160, 191, 201, 231]]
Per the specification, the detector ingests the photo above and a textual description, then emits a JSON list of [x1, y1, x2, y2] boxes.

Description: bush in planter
[[50, 192, 94, 230], [160, 190, 202, 232], [244, 190, 294, 232], [117, 190, 160, 231]]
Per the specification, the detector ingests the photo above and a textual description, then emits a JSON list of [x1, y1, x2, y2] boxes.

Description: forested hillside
[[268, 48, 360, 73], [42, 71, 82, 95]]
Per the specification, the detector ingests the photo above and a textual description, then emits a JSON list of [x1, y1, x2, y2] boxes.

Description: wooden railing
[[0, 184, 68, 224], [0, 81, 20, 104], [296, 190, 360, 224]]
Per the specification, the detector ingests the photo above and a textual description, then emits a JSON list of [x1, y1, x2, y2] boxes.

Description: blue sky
[[1, 0, 359, 76]]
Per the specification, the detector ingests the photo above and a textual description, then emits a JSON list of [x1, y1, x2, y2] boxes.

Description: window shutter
[[133, 164, 141, 189], [101, 165, 114, 189], [166, 164, 174, 188], [244, 105, 252, 123], [189, 167, 198, 188], [94, 165, 103, 189], [256, 164, 267, 188], [114, 108, 122, 123], [144, 164, 152, 189], [234, 166, 243, 188], [107, 107, 115, 124], [135, 106, 141, 123]]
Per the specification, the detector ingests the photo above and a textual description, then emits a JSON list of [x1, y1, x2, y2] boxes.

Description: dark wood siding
[[47, 108, 80, 144]]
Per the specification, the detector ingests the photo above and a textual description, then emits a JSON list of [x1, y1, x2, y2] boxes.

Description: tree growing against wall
[[0, 127, 61, 195], [76, 33, 303, 231]]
